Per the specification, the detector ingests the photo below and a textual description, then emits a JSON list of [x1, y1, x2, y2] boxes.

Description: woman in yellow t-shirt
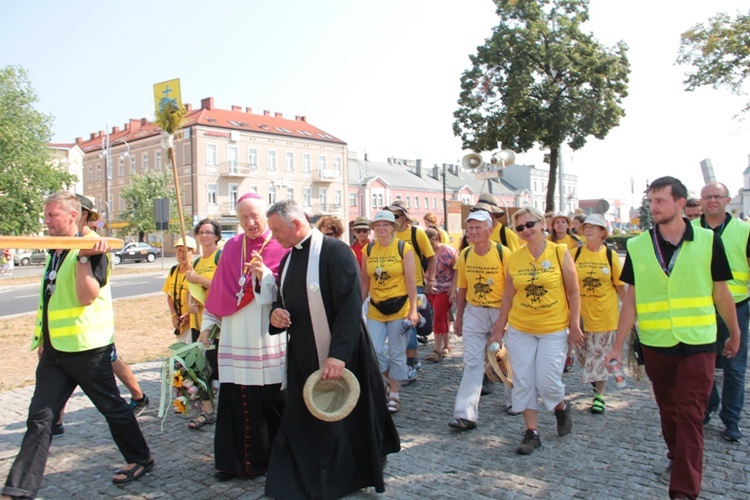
[[490, 207, 583, 455], [186, 219, 223, 429], [573, 214, 625, 414], [163, 237, 196, 345], [549, 213, 583, 250], [361, 210, 418, 415]]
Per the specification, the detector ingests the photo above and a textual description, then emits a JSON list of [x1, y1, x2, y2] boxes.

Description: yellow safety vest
[[629, 228, 716, 347], [32, 249, 114, 352], [693, 217, 750, 302]]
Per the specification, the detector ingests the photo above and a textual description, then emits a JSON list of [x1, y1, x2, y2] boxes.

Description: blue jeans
[[707, 300, 749, 425], [406, 286, 424, 351]]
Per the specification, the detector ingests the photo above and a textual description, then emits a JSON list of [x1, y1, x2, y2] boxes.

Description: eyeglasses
[[515, 220, 539, 232], [197, 231, 215, 236], [324, 232, 336, 237], [701, 195, 728, 201], [354, 228, 369, 234]]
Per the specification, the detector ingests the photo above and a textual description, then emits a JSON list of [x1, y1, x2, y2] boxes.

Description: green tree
[[677, 10, 750, 113], [639, 182, 653, 231], [118, 170, 187, 241], [0, 65, 75, 235], [453, 0, 630, 211]]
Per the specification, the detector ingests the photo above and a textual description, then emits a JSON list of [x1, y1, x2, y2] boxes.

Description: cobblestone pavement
[[1, 338, 748, 499]]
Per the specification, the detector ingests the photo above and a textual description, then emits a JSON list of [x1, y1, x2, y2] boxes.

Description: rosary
[[236, 232, 272, 306], [45, 250, 66, 296]]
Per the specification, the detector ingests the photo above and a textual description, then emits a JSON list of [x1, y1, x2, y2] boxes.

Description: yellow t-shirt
[[575, 246, 623, 332], [190, 249, 221, 330], [508, 242, 570, 334], [457, 244, 510, 307], [395, 226, 435, 287], [548, 233, 582, 249], [490, 224, 521, 252], [163, 265, 190, 335], [365, 238, 414, 321]]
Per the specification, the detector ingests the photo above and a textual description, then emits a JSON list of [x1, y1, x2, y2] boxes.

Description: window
[[228, 184, 238, 206], [303, 154, 311, 173], [414, 196, 419, 209], [130, 157, 136, 174], [228, 146, 238, 170], [268, 150, 277, 171], [248, 148, 257, 168], [349, 193, 357, 207], [318, 155, 326, 172], [206, 144, 217, 166], [377, 193, 384, 208], [333, 156, 342, 174], [303, 187, 311, 206], [268, 185, 276, 204], [88, 166, 93, 183], [433, 197, 437, 210], [286, 187, 294, 201], [371, 193, 378, 208], [425, 196, 429, 209], [142, 152, 149, 172], [334, 189, 342, 207], [118, 158, 124, 177], [207, 183, 217, 205], [406, 196, 411, 209], [285, 152, 294, 172], [183, 143, 191, 166], [155, 151, 162, 171], [319, 188, 327, 209], [96, 165, 101, 181], [119, 197, 125, 211]]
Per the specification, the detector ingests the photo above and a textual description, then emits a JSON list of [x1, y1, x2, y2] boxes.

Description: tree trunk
[[545, 146, 559, 212]]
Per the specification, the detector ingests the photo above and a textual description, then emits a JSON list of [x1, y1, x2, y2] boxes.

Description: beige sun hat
[[303, 368, 361, 422], [472, 192, 505, 214], [484, 344, 514, 388], [583, 213, 610, 239]]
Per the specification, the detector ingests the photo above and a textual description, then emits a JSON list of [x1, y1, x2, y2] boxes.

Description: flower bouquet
[[158, 340, 215, 429]]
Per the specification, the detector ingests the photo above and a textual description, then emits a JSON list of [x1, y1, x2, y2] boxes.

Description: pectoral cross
[[236, 288, 244, 306]]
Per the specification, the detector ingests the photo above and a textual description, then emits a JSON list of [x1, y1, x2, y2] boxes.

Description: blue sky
[[1, 0, 748, 210]]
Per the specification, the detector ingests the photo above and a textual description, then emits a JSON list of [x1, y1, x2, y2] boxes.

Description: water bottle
[[418, 314, 427, 328], [609, 359, 627, 389], [489, 342, 500, 353], [400, 319, 412, 336], [417, 294, 428, 311]]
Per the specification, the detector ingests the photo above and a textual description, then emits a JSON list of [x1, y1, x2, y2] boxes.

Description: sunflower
[[173, 371, 184, 388]]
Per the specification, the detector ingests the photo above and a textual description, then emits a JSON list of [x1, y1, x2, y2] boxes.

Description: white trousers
[[453, 304, 499, 423], [506, 326, 568, 412]]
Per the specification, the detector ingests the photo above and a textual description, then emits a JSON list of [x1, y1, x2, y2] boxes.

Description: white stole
[[280, 228, 330, 369]]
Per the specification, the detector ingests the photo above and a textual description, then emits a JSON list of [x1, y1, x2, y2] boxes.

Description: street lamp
[[100, 124, 130, 236]]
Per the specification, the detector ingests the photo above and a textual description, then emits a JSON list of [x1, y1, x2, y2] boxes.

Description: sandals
[[449, 418, 477, 431], [387, 398, 401, 414], [112, 458, 154, 484], [591, 395, 605, 414], [425, 350, 443, 363], [189, 412, 217, 430]]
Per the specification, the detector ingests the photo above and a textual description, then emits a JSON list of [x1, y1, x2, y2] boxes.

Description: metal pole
[[442, 163, 448, 232], [558, 145, 564, 213], [104, 124, 111, 237]]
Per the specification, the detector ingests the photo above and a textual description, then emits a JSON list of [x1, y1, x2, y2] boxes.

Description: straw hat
[[352, 216, 370, 230], [76, 194, 100, 222], [484, 344, 514, 388], [303, 368, 361, 422], [550, 212, 572, 226], [174, 236, 197, 250], [385, 200, 411, 220], [472, 193, 505, 214]]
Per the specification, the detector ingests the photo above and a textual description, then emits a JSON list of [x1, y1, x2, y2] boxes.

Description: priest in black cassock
[[265, 200, 400, 500]]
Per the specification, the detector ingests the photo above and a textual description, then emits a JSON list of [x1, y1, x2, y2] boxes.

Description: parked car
[[13, 250, 47, 266], [112, 242, 161, 265]]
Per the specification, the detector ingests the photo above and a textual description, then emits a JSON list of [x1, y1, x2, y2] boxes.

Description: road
[[0, 259, 176, 318]]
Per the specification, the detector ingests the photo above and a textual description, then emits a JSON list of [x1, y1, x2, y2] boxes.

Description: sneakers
[[52, 423, 64, 437], [722, 422, 743, 442], [516, 429, 541, 455], [563, 356, 574, 373], [129, 394, 150, 416], [659, 460, 672, 485], [414, 360, 423, 372], [405, 366, 418, 382], [554, 400, 572, 436], [417, 335, 428, 345]]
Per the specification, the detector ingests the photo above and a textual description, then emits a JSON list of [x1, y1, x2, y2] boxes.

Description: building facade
[[76, 97, 348, 238]]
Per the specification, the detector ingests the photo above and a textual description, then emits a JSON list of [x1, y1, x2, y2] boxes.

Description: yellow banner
[[153, 78, 183, 113]]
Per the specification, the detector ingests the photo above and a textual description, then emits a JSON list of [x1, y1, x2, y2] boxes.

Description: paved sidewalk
[[0, 339, 748, 499]]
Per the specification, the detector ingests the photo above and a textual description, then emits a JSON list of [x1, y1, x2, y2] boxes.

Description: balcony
[[218, 203, 237, 215], [312, 168, 341, 183], [217, 161, 258, 177], [307, 201, 343, 214]]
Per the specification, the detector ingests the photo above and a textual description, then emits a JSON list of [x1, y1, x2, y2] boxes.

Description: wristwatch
[[77, 255, 90, 264]]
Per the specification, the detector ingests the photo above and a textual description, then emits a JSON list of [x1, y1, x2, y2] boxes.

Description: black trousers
[[3, 344, 150, 499]]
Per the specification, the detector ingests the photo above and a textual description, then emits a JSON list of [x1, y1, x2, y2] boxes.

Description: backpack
[[410, 226, 429, 272], [464, 242, 505, 264], [193, 249, 222, 269], [366, 240, 405, 259], [573, 246, 614, 283], [499, 225, 509, 248]]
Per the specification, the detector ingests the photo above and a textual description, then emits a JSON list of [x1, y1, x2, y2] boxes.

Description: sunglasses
[[393, 214, 402, 219], [515, 220, 539, 232], [354, 228, 369, 234]]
